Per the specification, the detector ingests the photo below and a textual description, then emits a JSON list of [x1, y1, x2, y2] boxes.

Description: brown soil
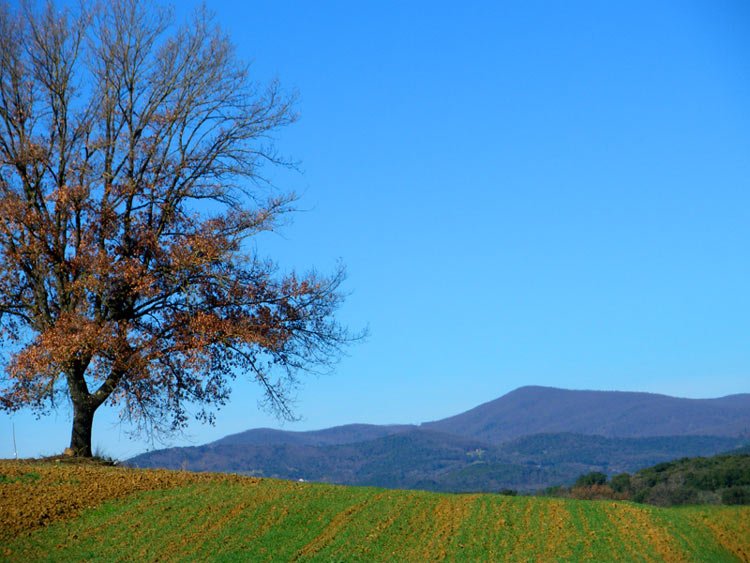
[[701, 509, 750, 562], [606, 502, 686, 562], [294, 492, 387, 560], [0, 459, 249, 545]]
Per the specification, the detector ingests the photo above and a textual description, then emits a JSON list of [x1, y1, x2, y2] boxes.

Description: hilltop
[[423, 386, 750, 442]]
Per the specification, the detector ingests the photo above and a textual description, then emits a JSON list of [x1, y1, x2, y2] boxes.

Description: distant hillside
[[131, 429, 490, 489], [498, 433, 748, 473], [423, 386, 750, 443], [422, 434, 746, 493], [129, 429, 747, 493], [212, 423, 416, 447]]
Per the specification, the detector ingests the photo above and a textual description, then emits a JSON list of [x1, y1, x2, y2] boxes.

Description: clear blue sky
[[3, 0, 749, 459]]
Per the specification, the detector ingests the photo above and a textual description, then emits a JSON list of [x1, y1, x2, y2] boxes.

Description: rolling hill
[[3, 460, 749, 561]]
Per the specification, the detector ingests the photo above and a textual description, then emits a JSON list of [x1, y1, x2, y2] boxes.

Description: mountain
[[422, 386, 750, 443], [127, 386, 750, 492]]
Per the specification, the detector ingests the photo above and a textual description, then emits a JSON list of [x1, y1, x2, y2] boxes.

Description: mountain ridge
[[212, 423, 417, 448], [128, 386, 750, 492], [421, 385, 750, 442]]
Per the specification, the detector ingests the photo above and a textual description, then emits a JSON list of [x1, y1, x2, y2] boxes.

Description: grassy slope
[[2, 461, 749, 562]]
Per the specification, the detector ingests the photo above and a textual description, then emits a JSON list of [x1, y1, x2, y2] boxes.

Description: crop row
[[2, 461, 748, 561]]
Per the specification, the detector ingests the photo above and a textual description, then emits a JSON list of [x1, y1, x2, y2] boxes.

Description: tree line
[[542, 453, 750, 506]]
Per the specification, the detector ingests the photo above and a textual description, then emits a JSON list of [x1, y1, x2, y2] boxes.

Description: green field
[[2, 461, 749, 561]]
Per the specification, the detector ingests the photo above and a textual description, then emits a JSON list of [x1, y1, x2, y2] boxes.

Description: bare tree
[[0, 0, 356, 457]]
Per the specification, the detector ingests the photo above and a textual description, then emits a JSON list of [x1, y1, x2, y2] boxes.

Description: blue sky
[[3, 0, 749, 459]]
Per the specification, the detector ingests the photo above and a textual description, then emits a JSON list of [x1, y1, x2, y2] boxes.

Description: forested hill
[[422, 386, 750, 443]]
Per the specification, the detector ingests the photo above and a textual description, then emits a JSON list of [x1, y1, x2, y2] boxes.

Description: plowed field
[[2, 460, 749, 561]]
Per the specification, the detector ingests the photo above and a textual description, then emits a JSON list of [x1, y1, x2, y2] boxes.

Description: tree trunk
[[70, 402, 95, 457]]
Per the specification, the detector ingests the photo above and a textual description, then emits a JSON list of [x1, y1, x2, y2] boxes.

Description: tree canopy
[[0, 0, 356, 456]]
